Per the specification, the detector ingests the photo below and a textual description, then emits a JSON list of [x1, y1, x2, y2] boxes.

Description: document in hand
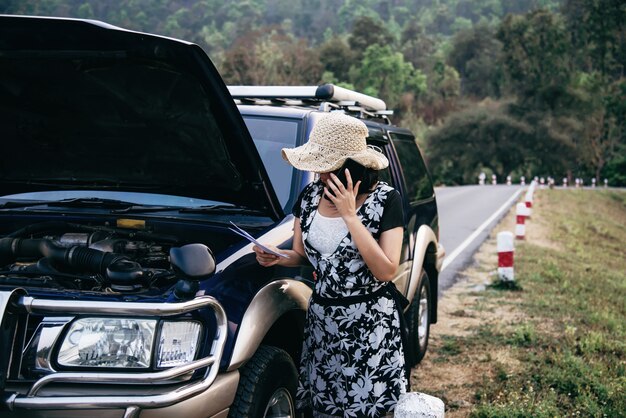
[[228, 221, 289, 258]]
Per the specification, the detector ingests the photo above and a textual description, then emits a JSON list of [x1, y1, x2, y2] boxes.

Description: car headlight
[[57, 318, 202, 369], [157, 321, 202, 368], [58, 318, 156, 368]]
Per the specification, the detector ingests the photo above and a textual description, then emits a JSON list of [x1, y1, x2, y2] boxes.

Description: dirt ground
[[409, 191, 551, 417]]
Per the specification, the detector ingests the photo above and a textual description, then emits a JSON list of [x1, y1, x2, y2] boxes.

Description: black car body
[[0, 15, 444, 418]]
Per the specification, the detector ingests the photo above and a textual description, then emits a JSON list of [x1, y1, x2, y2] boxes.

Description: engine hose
[[0, 238, 127, 276]]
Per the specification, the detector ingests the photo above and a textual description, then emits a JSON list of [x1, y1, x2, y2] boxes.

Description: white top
[[307, 211, 349, 256]]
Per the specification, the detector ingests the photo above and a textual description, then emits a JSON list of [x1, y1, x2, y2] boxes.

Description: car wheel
[[228, 345, 297, 418], [404, 271, 431, 366]]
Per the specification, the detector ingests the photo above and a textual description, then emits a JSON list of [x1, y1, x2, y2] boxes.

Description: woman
[[253, 112, 406, 418]]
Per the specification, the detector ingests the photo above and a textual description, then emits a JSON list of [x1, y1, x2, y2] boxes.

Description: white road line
[[441, 188, 524, 271]]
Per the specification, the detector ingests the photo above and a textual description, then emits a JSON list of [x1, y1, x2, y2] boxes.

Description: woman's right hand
[[253, 244, 282, 267]]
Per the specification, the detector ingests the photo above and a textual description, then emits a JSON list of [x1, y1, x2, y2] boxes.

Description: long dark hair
[[358, 167, 379, 194]]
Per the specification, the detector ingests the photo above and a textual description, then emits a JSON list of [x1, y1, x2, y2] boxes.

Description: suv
[[0, 15, 444, 418]]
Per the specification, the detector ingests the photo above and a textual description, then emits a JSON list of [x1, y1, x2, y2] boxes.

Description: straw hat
[[281, 112, 389, 173]]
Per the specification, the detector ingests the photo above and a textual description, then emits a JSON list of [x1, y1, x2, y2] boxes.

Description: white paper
[[228, 221, 289, 258]]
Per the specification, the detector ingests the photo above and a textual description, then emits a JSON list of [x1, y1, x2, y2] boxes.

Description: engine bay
[[0, 221, 217, 294]]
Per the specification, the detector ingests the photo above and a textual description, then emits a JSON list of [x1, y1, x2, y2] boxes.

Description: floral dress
[[294, 180, 407, 418]]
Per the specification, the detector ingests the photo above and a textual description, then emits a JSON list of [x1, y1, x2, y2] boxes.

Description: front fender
[[405, 225, 439, 305], [226, 279, 311, 371]]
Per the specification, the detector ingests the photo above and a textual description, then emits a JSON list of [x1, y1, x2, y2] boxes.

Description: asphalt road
[[435, 184, 524, 296]]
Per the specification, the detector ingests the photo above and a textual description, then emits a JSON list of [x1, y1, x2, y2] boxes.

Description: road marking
[[441, 188, 524, 271]]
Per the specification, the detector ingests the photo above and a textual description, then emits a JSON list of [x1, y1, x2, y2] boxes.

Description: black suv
[[0, 15, 444, 418]]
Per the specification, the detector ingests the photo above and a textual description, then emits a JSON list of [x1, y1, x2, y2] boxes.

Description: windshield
[[244, 116, 299, 210]]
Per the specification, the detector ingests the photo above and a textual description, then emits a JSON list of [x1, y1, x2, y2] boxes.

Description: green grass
[[469, 190, 626, 417]]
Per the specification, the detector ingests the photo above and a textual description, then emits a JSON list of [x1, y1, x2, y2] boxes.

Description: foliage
[[353, 44, 427, 107], [318, 36, 355, 84], [497, 9, 572, 100], [448, 23, 503, 98], [426, 102, 535, 184], [347, 15, 395, 60], [221, 26, 323, 85], [563, 0, 626, 80], [3, 0, 623, 185]]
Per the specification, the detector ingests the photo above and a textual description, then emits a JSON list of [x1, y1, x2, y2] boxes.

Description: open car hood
[[0, 15, 282, 219]]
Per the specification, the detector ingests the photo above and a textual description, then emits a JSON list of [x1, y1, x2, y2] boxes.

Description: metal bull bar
[[2, 292, 228, 418]]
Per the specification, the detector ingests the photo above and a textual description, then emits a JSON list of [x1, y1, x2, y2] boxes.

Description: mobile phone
[[325, 159, 369, 200], [334, 158, 367, 188]]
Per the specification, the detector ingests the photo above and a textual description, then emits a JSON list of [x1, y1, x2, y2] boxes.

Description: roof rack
[[227, 84, 393, 120]]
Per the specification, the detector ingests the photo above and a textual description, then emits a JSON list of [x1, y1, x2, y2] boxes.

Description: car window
[[243, 117, 299, 210], [389, 133, 434, 203]]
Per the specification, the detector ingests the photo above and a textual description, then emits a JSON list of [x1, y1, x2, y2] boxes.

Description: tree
[[400, 20, 438, 71], [220, 26, 323, 86], [318, 36, 356, 83], [563, 0, 626, 80], [448, 23, 503, 98], [425, 103, 535, 185], [353, 44, 426, 109], [574, 74, 626, 182], [497, 9, 572, 102], [561, 0, 626, 184], [348, 15, 395, 60]]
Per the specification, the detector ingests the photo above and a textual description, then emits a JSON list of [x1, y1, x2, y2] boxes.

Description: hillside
[[413, 188, 626, 416], [2, 0, 624, 186]]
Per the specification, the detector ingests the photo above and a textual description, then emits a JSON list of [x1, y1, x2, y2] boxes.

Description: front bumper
[[3, 371, 239, 418], [1, 290, 232, 418]]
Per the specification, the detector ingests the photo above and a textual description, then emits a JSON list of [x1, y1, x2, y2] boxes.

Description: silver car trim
[[17, 295, 215, 316], [392, 260, 412, 303], [23, 317, 74, 374], [227, 279, 311, 371], [0, 288, 26, 326], [6, 296, 228, 416], [124, 405, 141, 418], [27, 352, 217, 396], [405, 225, 439, 304], [0, 288, 27, 378]]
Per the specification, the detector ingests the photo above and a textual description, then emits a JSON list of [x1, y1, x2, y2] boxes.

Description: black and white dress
[[294, 180, 407, 418]]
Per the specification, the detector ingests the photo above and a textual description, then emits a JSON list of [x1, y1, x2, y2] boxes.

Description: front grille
[[1, 291, 54, 388], [1, 289, 28, 391]]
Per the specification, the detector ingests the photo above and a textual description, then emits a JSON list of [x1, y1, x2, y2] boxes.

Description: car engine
[[0, 222, 181, 293]]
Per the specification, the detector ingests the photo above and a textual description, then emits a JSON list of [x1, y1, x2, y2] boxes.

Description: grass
[[415, 189, 626, 417]]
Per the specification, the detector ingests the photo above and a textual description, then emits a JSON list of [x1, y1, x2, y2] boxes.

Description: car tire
[[404, 271, 431, 366], [228, 345, 298, 418]]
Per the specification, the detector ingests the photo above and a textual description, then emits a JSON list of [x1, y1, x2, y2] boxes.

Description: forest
[[3, 0, 625, 186]]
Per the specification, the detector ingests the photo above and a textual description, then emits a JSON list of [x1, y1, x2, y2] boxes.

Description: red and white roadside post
[[515, 202, 529, 239], [497, 231, 515, 282], [524, 181, 535, 218]]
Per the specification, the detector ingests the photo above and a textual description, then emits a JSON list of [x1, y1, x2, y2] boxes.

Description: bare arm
[[325, 169, 402, 281], [253, 218, 309, 267]]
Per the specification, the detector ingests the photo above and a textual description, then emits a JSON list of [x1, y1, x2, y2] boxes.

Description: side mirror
[[169, 243, 216, 299]]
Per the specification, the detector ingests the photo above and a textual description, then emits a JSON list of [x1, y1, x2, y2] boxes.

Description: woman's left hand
[[324, 169, 362, 220]]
